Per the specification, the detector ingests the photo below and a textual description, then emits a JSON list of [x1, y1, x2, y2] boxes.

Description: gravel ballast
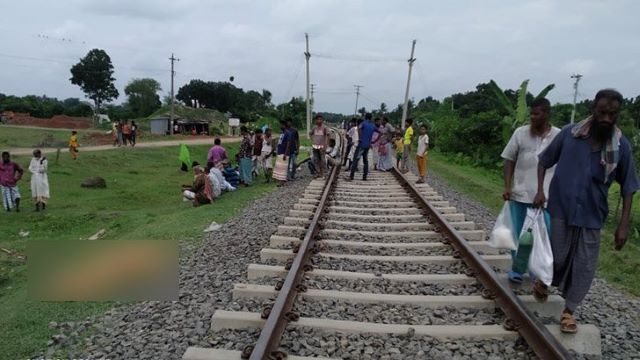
[[35, 174, 313, 360], [292, 298, 503, 325], [302, 276, 484, 296]]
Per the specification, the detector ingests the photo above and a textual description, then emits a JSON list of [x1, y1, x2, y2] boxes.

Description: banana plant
[[489, 79, 555, 143]]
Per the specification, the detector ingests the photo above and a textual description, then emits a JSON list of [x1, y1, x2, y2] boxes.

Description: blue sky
[[1, 0, 638, 113]]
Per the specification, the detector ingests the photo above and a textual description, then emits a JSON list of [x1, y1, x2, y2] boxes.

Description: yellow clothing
[[403, 126, 413, 145], [69, 135, 79, 148], [394, 138, 404, 153]]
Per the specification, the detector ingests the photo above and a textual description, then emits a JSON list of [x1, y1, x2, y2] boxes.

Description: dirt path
[[8, 137, 241, 156]]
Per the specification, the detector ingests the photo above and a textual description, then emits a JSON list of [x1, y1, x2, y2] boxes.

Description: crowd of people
[[111, 120, 138, 147], [180, 113, 433, 206], [180, 119, 304, 206], [343, 113, 430, 182], [501, 89, 638, 334]]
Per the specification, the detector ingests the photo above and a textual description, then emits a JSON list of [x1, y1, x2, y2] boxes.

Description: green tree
[[488, 79, 555, 143], [124, 78, 162, 117], [69, 49, 119, 123]]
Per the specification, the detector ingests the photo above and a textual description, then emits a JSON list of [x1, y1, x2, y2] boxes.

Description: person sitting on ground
[[325, 138, 340, 168], [181, 162, 213, 206], [205, 163, 222, 198], [29, 149, 49, 211], [0, 151, 24, 212], [207, 161, 236, 193], [222, 160, 240, 188], [207, 138, 228, 168]]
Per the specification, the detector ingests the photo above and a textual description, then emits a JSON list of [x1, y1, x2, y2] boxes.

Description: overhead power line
[[311, 52, 405, 63]]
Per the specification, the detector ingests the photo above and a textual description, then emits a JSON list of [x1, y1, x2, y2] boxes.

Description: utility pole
[[310, 83, 316, 114], [353, 85, 363, 116], [401, 40, 417, 129], [305, 33, 312, 137], [169, 53, 180, 135], [570, 74, 583, 124]]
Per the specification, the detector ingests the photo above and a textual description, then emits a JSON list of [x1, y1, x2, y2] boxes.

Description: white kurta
[[29, 157, 50, 200]]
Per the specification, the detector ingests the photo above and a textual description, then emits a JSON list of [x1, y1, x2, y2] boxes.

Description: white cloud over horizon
[[1, 0, 639, 114]]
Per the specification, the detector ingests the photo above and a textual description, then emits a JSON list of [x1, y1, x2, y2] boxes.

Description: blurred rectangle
[[28, 240, 178, 301]]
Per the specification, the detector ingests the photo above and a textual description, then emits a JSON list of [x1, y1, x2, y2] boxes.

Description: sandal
[[507, 271, 523, 284], [560, 312, 578, 334], [532, 279, 549, 303]]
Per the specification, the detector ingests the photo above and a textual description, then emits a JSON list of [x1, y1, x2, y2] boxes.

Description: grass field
[[429, 151, 640, 296], [0, 142, 279, 360]]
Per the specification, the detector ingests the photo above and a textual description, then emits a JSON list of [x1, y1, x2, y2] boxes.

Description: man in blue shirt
[[535, 89, 639, 334], [347, 113, 379, 181]]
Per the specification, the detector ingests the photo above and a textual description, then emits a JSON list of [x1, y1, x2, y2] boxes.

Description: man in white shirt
[[501, 97, 560, 284]]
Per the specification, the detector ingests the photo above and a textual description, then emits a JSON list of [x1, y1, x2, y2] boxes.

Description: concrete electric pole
[[169, 53, 180, 135], [401, 40, 417, 129], [570, 74, 583, 124], [353, 85, 363, 116], [310, 83, 316, 114], [305, 33, 312, 137]]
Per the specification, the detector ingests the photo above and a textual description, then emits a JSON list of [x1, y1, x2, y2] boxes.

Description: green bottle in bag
[[513, 228, 534, 274]]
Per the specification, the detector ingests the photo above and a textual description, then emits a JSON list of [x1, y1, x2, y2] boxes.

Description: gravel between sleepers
[[301, 276, 484, 296], [322, 244, 454, 256], [426, 171, 640, 359], [311, 257, 469, 274], [34, 173, 313, 360], [278, 326, 540, 360], [292, 297, 503, 325]]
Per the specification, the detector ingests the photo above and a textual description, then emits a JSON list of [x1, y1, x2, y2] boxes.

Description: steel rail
[[390, 167, 572, 360], [248, 128, 344, 360]]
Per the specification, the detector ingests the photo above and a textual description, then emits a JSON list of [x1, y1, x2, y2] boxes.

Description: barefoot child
[[416, 124, 429, 183], [393, 132, 404, 169]]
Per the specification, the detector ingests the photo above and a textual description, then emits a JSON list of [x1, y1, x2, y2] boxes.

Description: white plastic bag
[[527, 208, 554, 286], [488, 202, 517, 251]]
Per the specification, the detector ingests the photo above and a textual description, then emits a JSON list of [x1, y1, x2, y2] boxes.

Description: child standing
[[416, 124, 429, 183], [393, 132, 404, 170], [69, 131, 79, 160]]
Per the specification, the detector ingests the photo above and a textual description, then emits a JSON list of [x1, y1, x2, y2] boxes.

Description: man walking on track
[[535, 89, 638, 334], [0, 151, 24, 212], [274, 120, 292, 187], [346, 113, 379, 181], [309, 114, 329, 178], [502, 98, 560, 284], [286, 119, 300, 180]]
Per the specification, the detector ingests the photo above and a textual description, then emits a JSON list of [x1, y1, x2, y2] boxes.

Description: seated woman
[[181, 164, 213, 206], [325, 138, 340, 167], [221, 160, 240, 188]]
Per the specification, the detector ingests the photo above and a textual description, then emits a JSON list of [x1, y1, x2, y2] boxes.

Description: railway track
[[182, 132, 600, 360]]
